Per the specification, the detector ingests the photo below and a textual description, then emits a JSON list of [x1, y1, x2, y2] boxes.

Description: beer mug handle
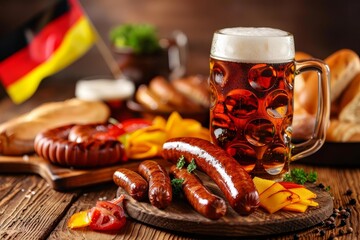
[[291, 59, 330, 161]]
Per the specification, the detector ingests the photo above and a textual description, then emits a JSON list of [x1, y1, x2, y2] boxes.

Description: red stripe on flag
[[0, 0, 82, 87]]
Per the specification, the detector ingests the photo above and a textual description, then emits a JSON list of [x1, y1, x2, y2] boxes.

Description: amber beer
[[209, 27, 330, 180]]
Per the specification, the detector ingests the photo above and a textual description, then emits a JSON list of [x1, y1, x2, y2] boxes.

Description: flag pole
[[93, 29, 123, 79], [78, 1, 122, 79]]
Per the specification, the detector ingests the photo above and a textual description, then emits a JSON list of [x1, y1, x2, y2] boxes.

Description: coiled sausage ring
[[34, 124, 126, 168]]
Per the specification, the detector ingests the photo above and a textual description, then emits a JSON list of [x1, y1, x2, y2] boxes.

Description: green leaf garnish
[[187, 159, 196, 173], [171, 178, 184, 196], [291, 168, 308, 184], [283, 168, 318, 184], [176, 155, 186, 169], [307, 171, 318, 183]]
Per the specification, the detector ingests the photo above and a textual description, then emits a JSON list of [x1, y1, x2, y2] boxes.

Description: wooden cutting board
[[0, 155, 140, 191], [0, 155, 333, 236], [117, 171, 333, 237]]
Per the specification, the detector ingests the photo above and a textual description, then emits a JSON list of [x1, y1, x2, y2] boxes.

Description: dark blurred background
[[1, 0, 360, 100]]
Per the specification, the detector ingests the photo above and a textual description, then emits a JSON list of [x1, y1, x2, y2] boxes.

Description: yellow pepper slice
[[67, 210, 91, 229], [127, 142, 162, 159], [122, 112, 210, 159]]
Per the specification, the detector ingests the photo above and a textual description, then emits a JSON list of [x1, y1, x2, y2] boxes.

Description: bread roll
[[326, 120, 360, 142], [299, 49, 360, 114], [292, 106, 316, 140], [148, 76, 201, 112], [338, 73, 360, 122], [172, 75, 210, 108], [294, 52, 314, 116], [135, 84, 174, 112], [339, 93, 360, 124], [0, 98, 110, 155]]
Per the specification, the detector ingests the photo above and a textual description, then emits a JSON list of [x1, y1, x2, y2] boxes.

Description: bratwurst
[[113, 168, 149, 201], [138, 160, 172, 209], [162, 137, 259, 215], [170, 165, 227, 220]]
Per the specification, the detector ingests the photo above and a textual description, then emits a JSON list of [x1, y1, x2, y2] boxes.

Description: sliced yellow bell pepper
[[127, 142, 162, 159], [67, 210, 91, 229], [121, 112, 210, 159]]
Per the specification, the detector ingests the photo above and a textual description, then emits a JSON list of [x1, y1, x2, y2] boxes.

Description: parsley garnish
[[283, 168, 318, 184], [187, 159, 196, 173], [307, 171, 318, 183], [171, 178, 184, 196], [176, 155, 186, 169]]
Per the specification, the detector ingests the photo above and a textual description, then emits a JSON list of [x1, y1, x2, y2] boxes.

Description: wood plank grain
[[0, 155, 141, 191], [1, 163, 358, 240], [47, 182, 196, 240], [0, 174, 80, 240]]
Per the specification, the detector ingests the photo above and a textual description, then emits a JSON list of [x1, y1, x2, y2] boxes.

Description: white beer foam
[[211, 27, 295, 63]]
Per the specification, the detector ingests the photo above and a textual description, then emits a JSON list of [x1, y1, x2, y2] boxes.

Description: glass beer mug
[[209, 27, 330, 180]]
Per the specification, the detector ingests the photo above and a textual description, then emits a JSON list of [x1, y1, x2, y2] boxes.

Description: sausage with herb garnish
[[162, 137, 260, 215], [170, 165, 227, 220]]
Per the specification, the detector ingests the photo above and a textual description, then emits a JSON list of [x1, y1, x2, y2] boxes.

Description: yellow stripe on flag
[[7, 17, 96, 104]]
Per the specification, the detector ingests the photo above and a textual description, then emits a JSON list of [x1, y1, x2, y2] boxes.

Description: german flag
[[0, 0, 96, 104]]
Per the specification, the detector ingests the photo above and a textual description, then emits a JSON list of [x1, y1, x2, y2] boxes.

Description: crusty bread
[[292, 106, 316, 140], [135, 75, 209, 113], [172, 75, 210, 109], [326, 119, 360, 142], [327, 49, 360, 101], [299, 49, 360, 114], [0, 98, 110, 155], [294, 52, 314, 116], [338, 73, 360, 122], [135, 84, 174, 112], [148, 76, 200, 112], [339, 92, 360, 124]]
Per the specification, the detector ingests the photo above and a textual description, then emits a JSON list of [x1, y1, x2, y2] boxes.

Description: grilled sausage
[[0, 98, 110, 156], [162, 137, 259, 215], [113, 168, 148, 201], [68, 123, 110, 142], [138, 160, 172, 209], [170, 165, 227, 220], [34, 124, 125, 168]]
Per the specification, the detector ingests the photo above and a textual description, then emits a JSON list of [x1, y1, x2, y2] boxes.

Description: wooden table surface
[[0, 81, 359, 240]]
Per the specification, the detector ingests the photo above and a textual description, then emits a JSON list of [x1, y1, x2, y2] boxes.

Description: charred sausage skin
[[138, 160, 172, 209], [170, 165, 227, 220], [162, 137, 260, 215], [113, 168, 149, 201], [34, 124, 125, 168]]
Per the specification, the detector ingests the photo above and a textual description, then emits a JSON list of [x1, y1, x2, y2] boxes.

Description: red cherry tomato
[[88, 201, 126, 231]]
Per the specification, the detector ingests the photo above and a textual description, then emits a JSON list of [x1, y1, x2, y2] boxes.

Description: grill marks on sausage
[[162, 137, 260, 215], [34, 124, 125, 168]]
